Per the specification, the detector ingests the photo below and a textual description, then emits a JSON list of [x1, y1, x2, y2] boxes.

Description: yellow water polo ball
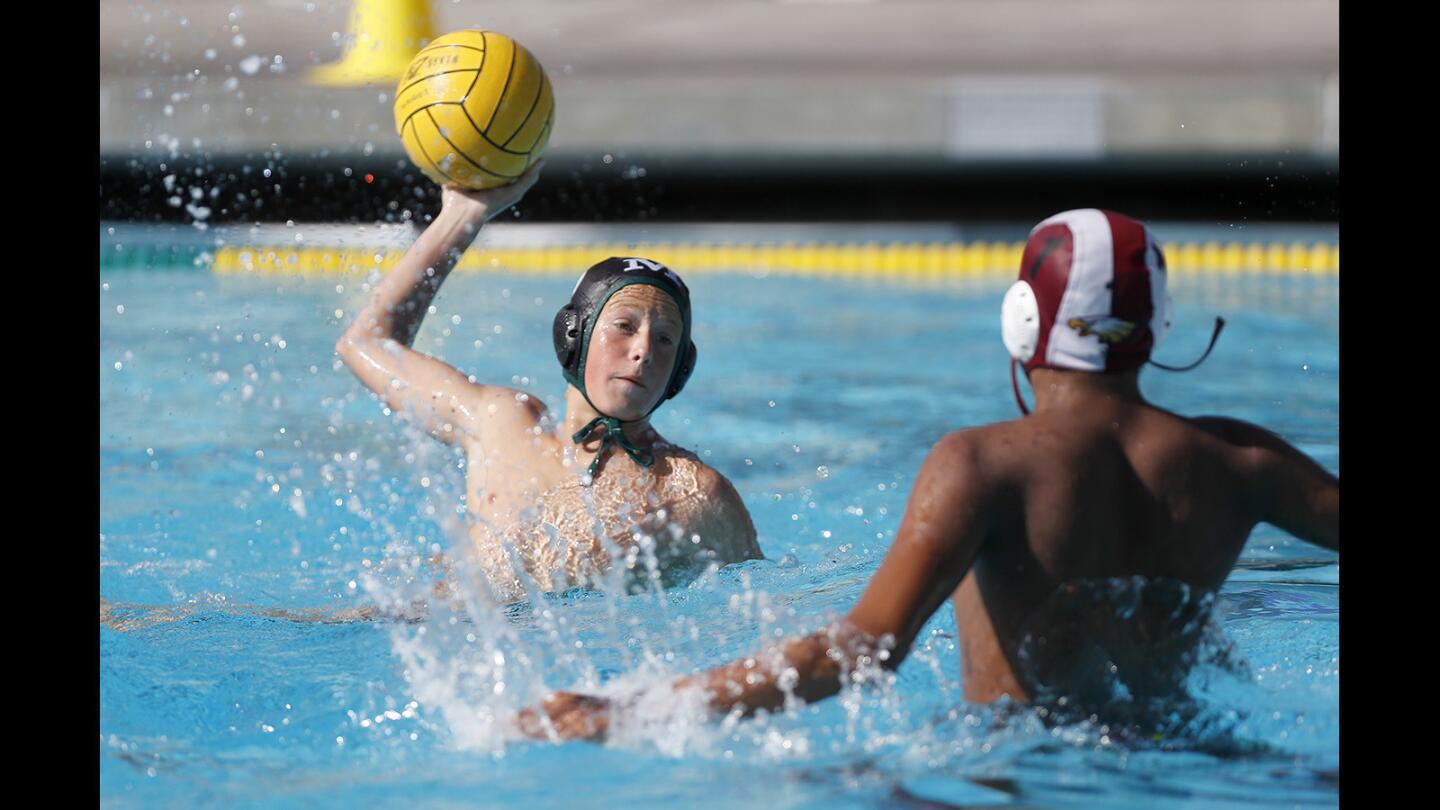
[[393, 29, 555, 190]]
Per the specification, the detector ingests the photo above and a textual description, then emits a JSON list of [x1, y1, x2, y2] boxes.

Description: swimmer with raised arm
[[334, 168, 760, 601], [520, 209, 1340, 740]]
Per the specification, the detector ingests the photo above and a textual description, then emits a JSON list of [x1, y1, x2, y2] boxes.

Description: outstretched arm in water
[[335, 166, 543, 447], [517, 431, 993, 741]]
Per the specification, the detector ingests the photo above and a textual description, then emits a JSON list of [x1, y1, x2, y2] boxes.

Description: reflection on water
[[1015, 577, 1266, 754], [1018, 578, 1235, 706], [100, 268, 1338, 807]]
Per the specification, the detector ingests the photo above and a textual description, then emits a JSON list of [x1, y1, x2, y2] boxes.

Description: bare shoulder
[[470, 385, 549, 417], [452, 385, 556, 461], [934, 423, 1006, 454], [1186, 415, 1314, 470], [923, 423, 1023, 489], [464, 385, 551, 432], [695, 460, 750, 516], [1188, 414, 1286, 446], [656, 445, 747, 510], [1190, 413, 1338, 483], [654, 445, 761, 560]]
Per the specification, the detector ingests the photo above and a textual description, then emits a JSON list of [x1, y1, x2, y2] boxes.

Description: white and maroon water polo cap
[[1001, 208, 1172, 374]]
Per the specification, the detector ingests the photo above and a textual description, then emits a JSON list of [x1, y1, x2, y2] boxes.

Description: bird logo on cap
[[1067, 316, 1137, 345]]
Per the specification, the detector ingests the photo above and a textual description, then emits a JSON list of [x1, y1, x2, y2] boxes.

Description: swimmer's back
[[966, 399, 1339, 594], [939, 400, 1337, 703]]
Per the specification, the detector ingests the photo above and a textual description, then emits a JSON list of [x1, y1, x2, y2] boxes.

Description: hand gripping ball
[[393, 30, 554, 189]]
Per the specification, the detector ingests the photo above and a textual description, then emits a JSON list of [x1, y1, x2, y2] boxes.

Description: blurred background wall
[[98, 0, 1339, 223]]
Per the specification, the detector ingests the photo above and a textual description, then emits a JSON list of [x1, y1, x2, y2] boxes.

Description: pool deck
[[100, 0, 1339, 160]]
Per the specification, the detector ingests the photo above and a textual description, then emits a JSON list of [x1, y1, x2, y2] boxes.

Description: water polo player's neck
[[1028, 368, 1145, 414], [562, 386, 658, 447]]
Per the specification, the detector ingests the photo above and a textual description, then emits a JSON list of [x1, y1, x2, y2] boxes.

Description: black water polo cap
[[552, 257, 697, 415]]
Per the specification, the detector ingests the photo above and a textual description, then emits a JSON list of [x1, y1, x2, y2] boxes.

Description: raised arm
[[1195, 416, 1340, 552], [335, 167, 542, 446], [520, 430, 993, 740]]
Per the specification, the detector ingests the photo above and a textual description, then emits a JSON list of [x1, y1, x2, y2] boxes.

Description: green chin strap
[[565, 278, 687, 479], [571, 415, 654, 479]]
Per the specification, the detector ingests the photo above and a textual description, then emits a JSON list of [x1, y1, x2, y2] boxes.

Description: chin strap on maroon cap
[[1149, 317, 1226, 372], [1011, 358, 1032, 416]]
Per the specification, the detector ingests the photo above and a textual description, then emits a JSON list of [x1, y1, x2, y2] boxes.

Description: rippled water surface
[[100, 238, 1338, 808]]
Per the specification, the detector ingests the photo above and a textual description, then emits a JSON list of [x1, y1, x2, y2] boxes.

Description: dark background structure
[[99, 0, 1339, 224]]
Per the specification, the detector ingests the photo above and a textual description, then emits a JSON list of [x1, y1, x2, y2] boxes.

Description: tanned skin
[[335, 166, 759, 597], [102, 168, 761, 631], [519, 367, 1338, 740]]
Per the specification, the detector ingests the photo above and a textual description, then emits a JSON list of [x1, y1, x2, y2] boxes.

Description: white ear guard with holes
[[1001, 280, 1040, 363]]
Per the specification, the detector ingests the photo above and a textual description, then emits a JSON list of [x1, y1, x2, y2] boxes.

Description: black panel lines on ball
[[523, 107, 554, 157], [396, 68, 481, 102], [410, 116, 459, 185], [516, 108, 552, 158], [463, 31, 488, 103], [483, 44, 519, 136], [426, 107, 518, 180], [399, 105, 425, 140], [502, 69, 547, 149], [422, 43, 486, 54], [399, 43, 485, 98], [456, 103, 530, 158], [399, 97, 448, 144], [409, 42, 486, 69]]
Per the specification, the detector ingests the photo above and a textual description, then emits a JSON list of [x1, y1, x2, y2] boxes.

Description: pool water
[[100, 239, 1338, 808]]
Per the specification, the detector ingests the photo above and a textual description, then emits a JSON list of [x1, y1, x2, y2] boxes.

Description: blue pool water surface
[[100, 236, 1338, 808]]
